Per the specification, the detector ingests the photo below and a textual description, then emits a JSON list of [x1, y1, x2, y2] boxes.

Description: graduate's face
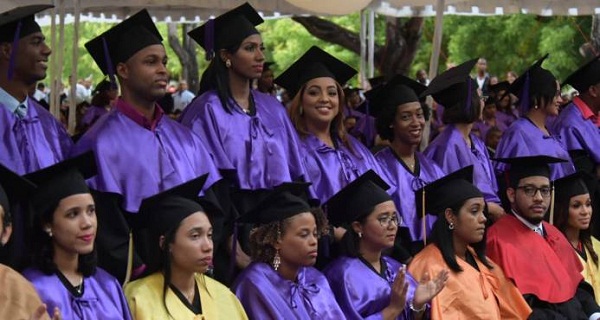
[[447, 197, 486, 244], [507, 176, 551, 224], [226, 34, 265, 80], [276, 212, 318, 269], [258, 69, 274, 91], [48, 193, 96, 257], [392, 102, 425, 146], [169, 212, 213, 274], [354, 200, 399, 252], [1, 31, 51, 85], [301, 77, 340, 127], [0, 206, 12, 247], [567, 193, 593, 231], [118, 44, 169, 102], [543, 81, 562, 116]]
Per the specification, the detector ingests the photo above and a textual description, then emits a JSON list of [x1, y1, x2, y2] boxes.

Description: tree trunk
[[167, 23, 200, 94], [591, 14, 600, 55], [291, 15, 424, 80]]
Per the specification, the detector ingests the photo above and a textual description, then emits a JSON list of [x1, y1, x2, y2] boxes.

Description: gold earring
[[225, 59, 232, 68]]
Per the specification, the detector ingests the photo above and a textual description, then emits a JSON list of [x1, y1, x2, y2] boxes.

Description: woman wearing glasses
[[323, 171, 448, 319], [494, 55, 575, 180]]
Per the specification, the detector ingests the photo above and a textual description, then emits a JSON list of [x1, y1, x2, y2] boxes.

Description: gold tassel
[[122, 231, 134, 287], [549, 184, 555, 225], [422, 189, 427, 246]]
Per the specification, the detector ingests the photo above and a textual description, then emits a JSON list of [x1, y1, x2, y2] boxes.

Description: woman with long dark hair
[[422, 60, 505, 221], [553, 172, 600, 303], [124, 176, 247, 319], [408, 166, 531, 319], [323, 170, 448, 319], [22, 152, 131, 319]]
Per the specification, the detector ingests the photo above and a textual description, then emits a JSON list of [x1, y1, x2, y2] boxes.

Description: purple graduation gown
[[71, 99, 221, 212], [179, 90, 305, 190], [233, 262, 346, 319], [301, 134, 384, 203], [0, 98, 72, 174], [494, 117, 575, 180], [81, 105, 109, 127], [23, 268, 132, 320], [424, 124, 501, 204], [344, 106, 376, 148], [495, 109, 519, 131], [323, 256, 419, 320], [551, 103, 600, 164], [375, 148, 445, 241]]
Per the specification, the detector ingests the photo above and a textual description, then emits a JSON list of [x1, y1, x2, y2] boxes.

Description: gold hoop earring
[[225, 59, 232, 68]]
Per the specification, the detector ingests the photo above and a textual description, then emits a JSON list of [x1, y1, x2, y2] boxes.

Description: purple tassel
[[204, 19, 215, 61], [7, 20, 22, 80], [101, 37, 117, 88], [465, 78, 472, 113], [519, 72, 531, 115]]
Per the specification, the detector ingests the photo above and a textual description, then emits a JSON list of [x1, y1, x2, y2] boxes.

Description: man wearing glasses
[[487, 155, 600, 319]]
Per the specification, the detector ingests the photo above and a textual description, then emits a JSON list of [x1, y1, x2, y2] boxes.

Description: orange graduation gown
[[0, 264, 49, 320], [408, 244, 531, 320]]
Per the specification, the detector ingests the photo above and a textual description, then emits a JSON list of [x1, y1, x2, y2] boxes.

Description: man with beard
[[72, 9, 228, 284], [487, 155, 600, 319]]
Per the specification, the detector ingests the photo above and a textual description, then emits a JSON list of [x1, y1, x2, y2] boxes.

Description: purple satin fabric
[[82, 105, 109, 127], [301, 134, 384, 203], [424, 124, 501, 204], [495, 110, 518, 131], [375, 148, 445, 241], [323, 256, 418, 320], [0, 99, 72, 174], [71, 103, 221, 212], [179, 90, 306, 190], [344, 107, 376, 148], [551, 103, 600, 164], [23, 268, 132, 320], [494, 118, 576, 180], [233, 262, 346, 319]]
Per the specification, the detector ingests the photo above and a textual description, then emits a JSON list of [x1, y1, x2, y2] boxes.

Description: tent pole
[[68, 0, 80, 135], [360, 9, 367, 87]]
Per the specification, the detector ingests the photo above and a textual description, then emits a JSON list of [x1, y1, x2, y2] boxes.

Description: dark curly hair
[[554, 191, 598, 266], [29, 201, 97, 277], [249, 208, 328, 264]]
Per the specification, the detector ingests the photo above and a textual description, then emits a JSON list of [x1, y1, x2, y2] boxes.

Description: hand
[[486, 202, 506, 222], [412, 269, 449, 308], [390, 267, 409, 311], [30, 304, 61, 320]]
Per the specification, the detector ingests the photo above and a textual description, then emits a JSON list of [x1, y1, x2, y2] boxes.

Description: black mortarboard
[[563, 55, 600, 93], [274, 46, 357, 98], [368, 76, 386, 88], [553, 171, 595, 201], [188, 2, 263, 61], [494, 155, 567, 188], [509, 54, 556, 114], [237, 182, 313, 225], [415, 166, 482, 217], [85, 9, 162, 82], [0, 5, 52, 80], [0, 164, 36, 217], [25, 152, 97, 216], [138, 174, 208, 236], [325, 170, 392, 226], [366, 74, 427, 118], [489, 81, 510, 95], [420, 59, 478, 111]]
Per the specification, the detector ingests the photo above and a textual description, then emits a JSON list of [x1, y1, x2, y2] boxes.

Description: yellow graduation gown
[[578, 237, 600, 305], [125, 272, 248, 320]]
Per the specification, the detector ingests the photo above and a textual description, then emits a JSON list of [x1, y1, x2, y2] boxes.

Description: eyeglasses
[[376, 215, 400, 227], [516, 185, 552, 198]]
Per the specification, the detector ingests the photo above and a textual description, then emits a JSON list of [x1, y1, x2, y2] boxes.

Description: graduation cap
[[562, 55, 600, 93], [237, 182, 314, 225], [25, 151, 97, 217], [274, 46, 357, 98], [0, 4, 53, 79], [420, 59, 478, 112], [92, 78, 117, 95], [188, 2, 263, 61], [137, 174, 209, 236], [489, 81, 510, 95], [85, 9, 162, 85], [0, 164, 36, 219], [368, 76, 386, 89], [365, 74, 427, 118], [509, 54, 557, 114], [325, 170, 392, 226], [553, 171, 596, 202]]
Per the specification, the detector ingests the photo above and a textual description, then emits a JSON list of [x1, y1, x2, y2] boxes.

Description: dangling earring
[[272, 249, 281, 271], [448, 223, 455, 230], [225, 59, 232, 68], [46, 229, 53, 237], [299, 105, 304, 115], [358, 232, 362, 238]]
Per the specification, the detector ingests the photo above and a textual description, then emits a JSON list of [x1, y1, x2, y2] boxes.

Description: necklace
[[74, 277, 84, 294]]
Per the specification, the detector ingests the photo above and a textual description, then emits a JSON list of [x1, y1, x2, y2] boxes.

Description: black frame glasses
[[516, 185, 552, 198]]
